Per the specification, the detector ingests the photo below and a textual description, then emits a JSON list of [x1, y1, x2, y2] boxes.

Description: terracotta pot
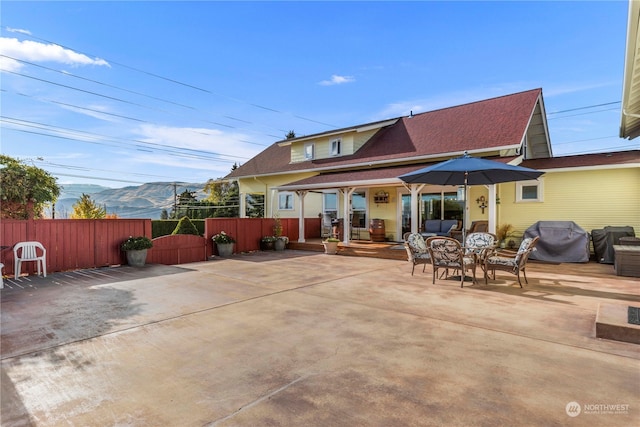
[[323, 241, 339, 254]]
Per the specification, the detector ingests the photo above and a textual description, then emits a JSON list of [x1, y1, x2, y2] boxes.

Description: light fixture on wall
[[476, 195, 487, 214]]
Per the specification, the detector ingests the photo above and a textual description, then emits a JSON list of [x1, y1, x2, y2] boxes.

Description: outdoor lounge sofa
[[421, 219, 459, 238]]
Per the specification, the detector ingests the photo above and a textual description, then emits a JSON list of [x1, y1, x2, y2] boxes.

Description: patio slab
[[1, 251, 639, 426]]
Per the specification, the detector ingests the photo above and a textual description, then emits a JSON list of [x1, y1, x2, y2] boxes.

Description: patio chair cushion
[[464, 232, 497, 263], [407, 233, 428, 253]]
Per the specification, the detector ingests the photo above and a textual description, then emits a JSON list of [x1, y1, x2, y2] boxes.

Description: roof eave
[[621, 0, 640, 139], [232, 145, 521, 181]]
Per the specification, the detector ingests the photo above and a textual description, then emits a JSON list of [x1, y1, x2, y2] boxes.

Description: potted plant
[[121, 236, 153, 267], [212, 231, 236, 257], [496, 224, 514, 248], [272, 214, 288, 251], [322, 237, 340, 255], [275, 235, 289, 251], [260, 235, 276, 251]]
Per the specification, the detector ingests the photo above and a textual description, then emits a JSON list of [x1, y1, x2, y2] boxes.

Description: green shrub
[[152, 219, 205, 237], [172, 216, 201, 236]]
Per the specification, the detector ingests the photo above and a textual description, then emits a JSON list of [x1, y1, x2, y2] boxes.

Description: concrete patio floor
[[1, 251, 639, 426]]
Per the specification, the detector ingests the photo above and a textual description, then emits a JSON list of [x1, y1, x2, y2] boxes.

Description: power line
[[547, 107, 620, 120], [1, 55, 288, 139], [1, 116, 252, 161], [4, 29, 338, 129], [547, 101, 620, 115]]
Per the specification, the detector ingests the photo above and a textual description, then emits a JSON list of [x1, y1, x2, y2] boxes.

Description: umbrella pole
[[462, 174, 468, 243]]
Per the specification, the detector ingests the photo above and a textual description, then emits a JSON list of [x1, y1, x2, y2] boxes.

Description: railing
[[0, 217, 321, 276]]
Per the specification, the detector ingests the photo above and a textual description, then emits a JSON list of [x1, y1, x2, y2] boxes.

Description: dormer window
[[330, 138, 341, 156], [304, 143, 315, 160]]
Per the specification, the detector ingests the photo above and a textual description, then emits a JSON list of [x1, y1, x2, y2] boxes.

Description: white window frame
[[351, 189, 368, 229], [304, 143, 315, 160], [278, 192, 294, 210], [516, 179, 543, 202], [322, 191, 339, 219], [330, 138, 341, 156]]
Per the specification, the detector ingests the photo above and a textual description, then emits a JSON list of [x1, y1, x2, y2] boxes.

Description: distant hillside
[[59, 184, 111, 200], [54, 182, 207, 219]]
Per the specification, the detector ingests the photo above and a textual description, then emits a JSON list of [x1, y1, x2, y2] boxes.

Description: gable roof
[[228, 88, 547, 179]]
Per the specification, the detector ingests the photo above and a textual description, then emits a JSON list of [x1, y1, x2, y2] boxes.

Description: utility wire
[[4, 29, 338, 129], [1, 116, 252, 161], [1, 54, 288, 138], [547, 101, 620, 115], [2, 90, 269, 146]]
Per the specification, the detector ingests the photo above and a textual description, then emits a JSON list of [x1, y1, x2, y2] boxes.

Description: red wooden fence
[[1, 217, 321, 277], [147, 234, 208, 265]]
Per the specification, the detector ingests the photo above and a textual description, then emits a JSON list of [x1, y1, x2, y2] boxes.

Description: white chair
[[13, 241, 47, 280]]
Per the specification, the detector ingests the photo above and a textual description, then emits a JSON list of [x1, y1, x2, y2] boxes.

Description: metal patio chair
[[404, 233, 431, 276], [426, 236, 477, 287], [484, 236, 540, 287]]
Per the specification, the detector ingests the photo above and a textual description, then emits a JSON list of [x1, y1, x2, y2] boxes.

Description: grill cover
[[523, 221, 590, 263], [591, 226, 636, 264]]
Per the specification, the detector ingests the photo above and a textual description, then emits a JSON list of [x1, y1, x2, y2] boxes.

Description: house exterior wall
[[238, 172, 321, 219], [353, 129, 378, 152], [496, 167, 640, 239], [289, 128, 379, 162]]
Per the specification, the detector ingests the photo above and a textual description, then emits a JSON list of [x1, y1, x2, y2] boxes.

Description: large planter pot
[[261, 240, 275, 251], [323, 241, 339, 255], [216, 242, 235, 257], [125, 249, 148, 267], [274, 238, 287, 251]]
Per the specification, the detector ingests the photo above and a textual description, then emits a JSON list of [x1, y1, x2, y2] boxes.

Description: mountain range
[[55, 182, 207, 219]]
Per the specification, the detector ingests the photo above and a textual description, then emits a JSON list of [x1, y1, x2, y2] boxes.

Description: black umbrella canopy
[[398, 152, 544, 185]]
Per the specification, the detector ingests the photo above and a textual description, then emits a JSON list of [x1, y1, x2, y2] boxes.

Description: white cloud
[[318, 74, 356, 86], [0, 37, 110, 71], [6, 27, 32, 36]]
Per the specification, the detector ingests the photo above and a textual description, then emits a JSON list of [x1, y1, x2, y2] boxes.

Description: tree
[[0, 154, 61, 219], [203, 178, 239, 217], [70, 193, 107, 219], [173, 189, 199, 219], [286, 130, 296, 139], [160, 209, 169, 220]]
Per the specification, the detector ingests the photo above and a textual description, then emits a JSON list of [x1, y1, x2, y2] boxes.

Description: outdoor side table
[[613, 245, 640, 277]]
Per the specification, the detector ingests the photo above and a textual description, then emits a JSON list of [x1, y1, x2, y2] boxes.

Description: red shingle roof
[[228, 89, 543, 179], [521, 150, 640, 170]]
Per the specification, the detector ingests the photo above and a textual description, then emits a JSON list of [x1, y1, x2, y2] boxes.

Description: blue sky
[[1, 1, 637, 189]]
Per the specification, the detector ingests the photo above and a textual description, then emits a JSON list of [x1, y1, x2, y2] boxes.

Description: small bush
[[172, 216, 201, 236]]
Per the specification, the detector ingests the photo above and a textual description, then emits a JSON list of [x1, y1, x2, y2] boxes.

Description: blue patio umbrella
[[398, 151, 544, 241]]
